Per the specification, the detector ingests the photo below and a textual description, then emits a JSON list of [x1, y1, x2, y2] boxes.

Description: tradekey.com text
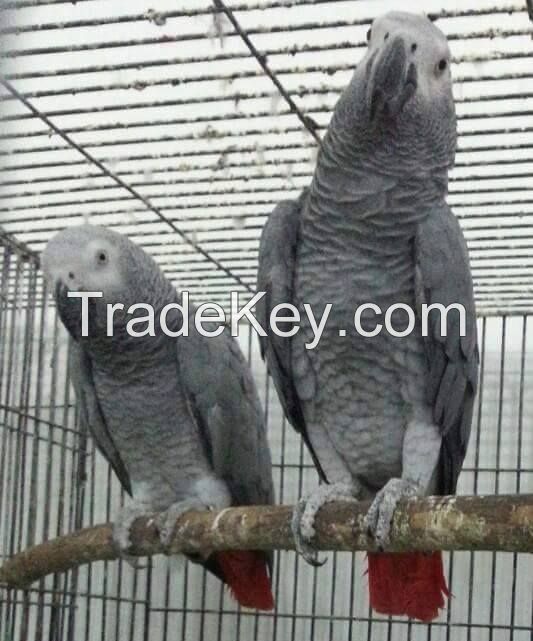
[[67, 290, 467, 349]]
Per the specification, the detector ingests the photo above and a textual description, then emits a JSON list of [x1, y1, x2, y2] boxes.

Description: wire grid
[[0, 0, 533, 314], [0, 1, 533, 640], [0, 236, 533, 641]]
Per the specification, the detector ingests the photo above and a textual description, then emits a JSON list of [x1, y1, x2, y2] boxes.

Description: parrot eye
[[96, 250, 108, 265], [436, 58, 448, 74]]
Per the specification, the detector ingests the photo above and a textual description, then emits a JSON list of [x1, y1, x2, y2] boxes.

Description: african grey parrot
[[257, 12, 478, 621], [42, 225, 275, 611]]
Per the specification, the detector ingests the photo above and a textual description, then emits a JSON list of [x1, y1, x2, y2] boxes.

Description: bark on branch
[[1, 494, 531, 590]]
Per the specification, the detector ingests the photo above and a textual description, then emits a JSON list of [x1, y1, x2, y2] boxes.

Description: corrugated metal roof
[[1, 0, 532, 315]]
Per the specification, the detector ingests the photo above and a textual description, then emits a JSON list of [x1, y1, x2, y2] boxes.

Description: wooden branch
[[1, 494, 531, 590]]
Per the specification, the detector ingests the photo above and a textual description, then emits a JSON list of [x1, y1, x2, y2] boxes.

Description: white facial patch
[[369, 12, 451, 103], [82, 239, 124, 295]]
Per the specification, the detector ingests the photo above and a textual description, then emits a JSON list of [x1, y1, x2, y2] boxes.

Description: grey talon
[[366, 478, 420, 547], [291, 505, 326, 567], [291, 483, 359, 567]]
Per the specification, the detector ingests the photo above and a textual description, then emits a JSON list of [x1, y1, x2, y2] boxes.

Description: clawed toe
[[365, 478, 420, 548], [291, 482, 359, 567], [113, 502, 152, 566], [364, 502, 381, 544], [291, 499, 327, 567], [154, 498, 207, 547], [153, 511, 174, 546], [113, 498, 210, 560]]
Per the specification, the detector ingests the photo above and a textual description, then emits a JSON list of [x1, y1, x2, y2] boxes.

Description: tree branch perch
[[1, 494, 531, 590]]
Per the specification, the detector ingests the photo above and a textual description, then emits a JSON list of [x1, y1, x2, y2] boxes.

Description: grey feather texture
[[176, 314, 274, 509], [42, 224, 275, 593], [69, 340, 132, 495], [256, 190, 327, 481], [415, 204, 479, 493], [258, 11, 478, 508]]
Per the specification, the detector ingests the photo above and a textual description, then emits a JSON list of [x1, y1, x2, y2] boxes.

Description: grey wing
[[415, 204, 479, 494], [68, 339, 132, 495], [256, 190, 327, 481], [176, 320, 274, 509]]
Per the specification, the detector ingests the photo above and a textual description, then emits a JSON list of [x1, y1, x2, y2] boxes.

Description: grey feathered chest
[[292, 177, 434, 486], [90, 337, 211, 503], [256, 23, 477, 497]]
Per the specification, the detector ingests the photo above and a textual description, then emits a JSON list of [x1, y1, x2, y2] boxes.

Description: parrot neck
[[82, 288, 181, 368], [327, 71, 456, 180], [83, 322, 173, 372], [305, 109, 450, 239]]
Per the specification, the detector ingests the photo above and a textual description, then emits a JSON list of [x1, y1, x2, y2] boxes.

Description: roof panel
[[1, 0, 533, 314]]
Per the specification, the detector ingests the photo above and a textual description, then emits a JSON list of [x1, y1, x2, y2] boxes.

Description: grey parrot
[[42, 225, 275, 610], [257, 12, 478, 621]]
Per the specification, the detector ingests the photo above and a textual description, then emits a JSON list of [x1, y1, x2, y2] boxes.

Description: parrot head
[[41, 224, 174, 342], [347, 11, 456, 170]]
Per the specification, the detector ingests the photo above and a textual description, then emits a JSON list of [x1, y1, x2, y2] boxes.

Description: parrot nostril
[[411, 43, 417, 53], [384, 32, 389, 40]]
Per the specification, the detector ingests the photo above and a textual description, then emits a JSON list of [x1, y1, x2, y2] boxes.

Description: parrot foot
[[364, 478, 420, 549], [154, 498, 207, 547], [291, 482, 359, 567], [113, 502, 151, 569]]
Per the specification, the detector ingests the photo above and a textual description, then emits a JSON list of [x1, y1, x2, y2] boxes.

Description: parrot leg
[[154, 498, 209, 547], [366, 418, 442, 548], [364, 478, 420, 548], [291, 482, 361, 566]]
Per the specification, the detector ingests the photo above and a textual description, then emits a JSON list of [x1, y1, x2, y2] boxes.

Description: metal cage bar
[[1, 1, 533, 640]]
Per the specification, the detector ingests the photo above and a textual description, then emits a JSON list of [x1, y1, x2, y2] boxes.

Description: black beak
[[54, 280, 83, 341], [366, 36, 418, 121]]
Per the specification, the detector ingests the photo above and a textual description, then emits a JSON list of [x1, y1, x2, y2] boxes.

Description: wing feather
[[256, 191, 327, 481], [175, 318, 274, 509], [175, 320, 275, 573], [68, 339, 132, 495], [415, 204, 479, 494]]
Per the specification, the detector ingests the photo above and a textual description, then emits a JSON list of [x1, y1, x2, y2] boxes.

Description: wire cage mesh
[[0, 1, 532, 640]]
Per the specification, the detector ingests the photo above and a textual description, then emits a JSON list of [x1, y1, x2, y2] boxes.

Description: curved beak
[[54, 279, 83, 341], [365, 36, 418, 121]]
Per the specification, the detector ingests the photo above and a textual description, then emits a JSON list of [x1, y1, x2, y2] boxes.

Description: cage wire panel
[[0, 0, 532, 640]]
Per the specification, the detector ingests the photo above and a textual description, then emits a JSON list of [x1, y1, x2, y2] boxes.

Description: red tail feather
[[215, 551, 274, 611], [367, 552, 449, 622]]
